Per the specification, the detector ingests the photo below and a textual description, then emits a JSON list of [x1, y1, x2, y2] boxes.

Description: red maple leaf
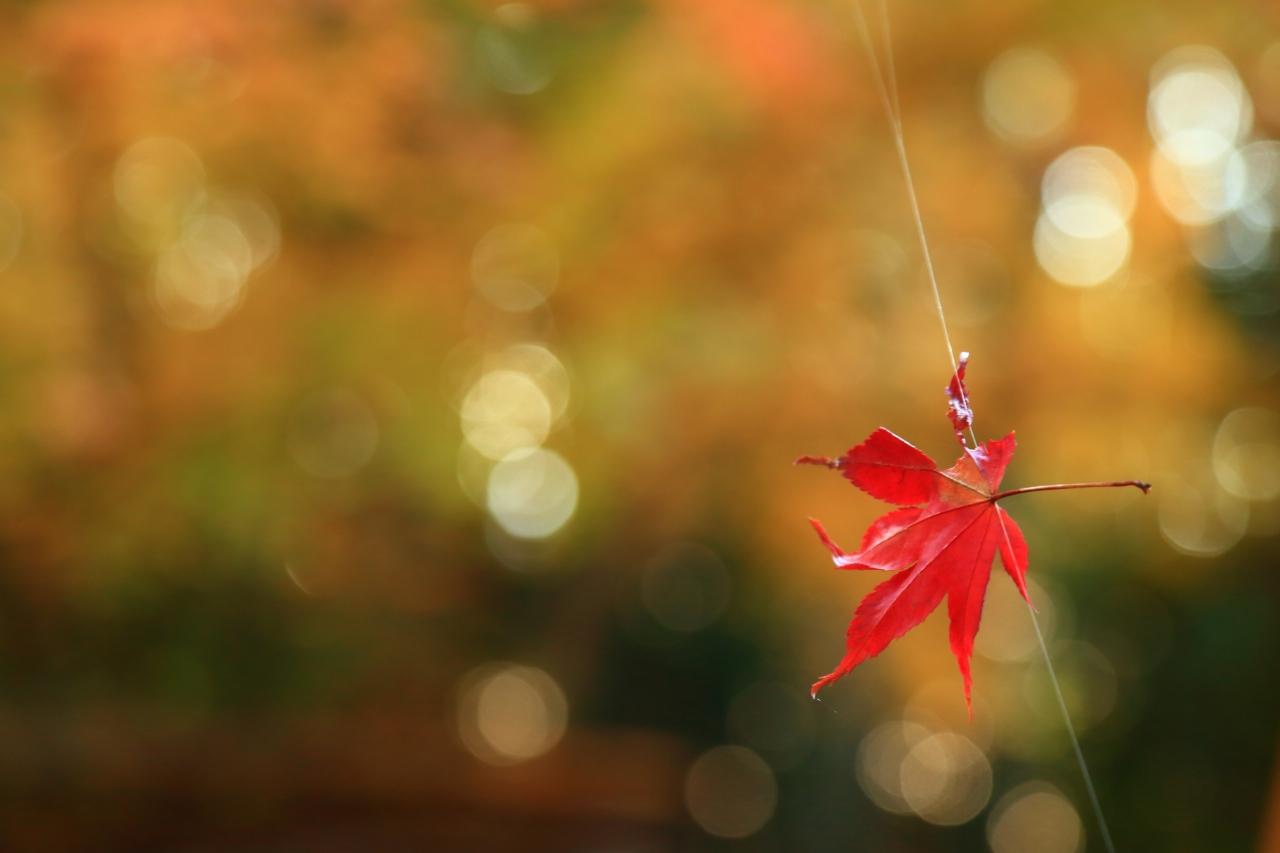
[[797, 353, 1148, 712]]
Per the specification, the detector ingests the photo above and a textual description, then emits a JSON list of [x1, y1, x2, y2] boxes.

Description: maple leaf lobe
[[800, 355, 1030, 711], [846, 428, 938, 505], [800, 355, 1147, 712]]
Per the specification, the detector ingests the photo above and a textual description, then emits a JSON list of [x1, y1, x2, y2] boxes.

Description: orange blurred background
[[0, 0, 1278, 850]]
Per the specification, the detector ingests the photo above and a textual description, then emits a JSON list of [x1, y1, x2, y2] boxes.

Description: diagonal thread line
[[995, 513, 1118, 853], [848, 1, 1118, 849], [849, 1, 964, 416], [872, 0, 902, 126]]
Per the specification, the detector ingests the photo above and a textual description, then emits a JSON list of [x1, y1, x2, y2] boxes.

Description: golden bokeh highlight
[[684, 745, 778, 839], [857, 721, 992, 825], [1034, 147, 1136, 287], [987, 782, 1083, 853], [461, 370, 553, 461], [856, 721, 930, 815], [1158, 471, 1249, 557], [898, 732, 992, 826], [471, 224, 560, 312], [982, 47, 1076, 147], [486, 448, 579, 539], [1149, 46, 1251, 168], [114, 137, 206, 245], [975, 576, 1055, 664], [456, 664, 569, 766], [1213, 407, 1280, 501]]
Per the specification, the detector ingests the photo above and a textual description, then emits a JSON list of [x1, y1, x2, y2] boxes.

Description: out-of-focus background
[[0, 0, 1278, 850]]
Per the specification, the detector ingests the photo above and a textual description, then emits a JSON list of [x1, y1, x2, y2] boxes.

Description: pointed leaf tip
[[996, 508, 1031, 604], [805, 434, 1017, 706], [799, 357, 1151, 712], [808, 517, 848, 562]]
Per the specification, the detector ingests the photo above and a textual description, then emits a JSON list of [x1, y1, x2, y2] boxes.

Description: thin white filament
[[849, 2, 960, 386], [849, 2, 1118, 849], [873, 0, 902, 126], [996, 514, 1119, 853]]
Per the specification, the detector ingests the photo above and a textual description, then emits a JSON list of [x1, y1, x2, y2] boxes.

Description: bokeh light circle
[[856, 720, 931, 814], [1034, 211, 1130, 287], [456, 663, 568, 765], [471, 224, 559, 311], [982, 47, 1076, 146], [1157, 473, 1248, 557], [461, 369, 552, 460], [684, 745, 778, 839], [898, 732, 992, 825], [1042, 146, 1138, 231], [1148, 46, 1252, 167], [1213, 407, 1280, 500], [114, 137, 206, 238], [987, 782, 1083, 853], [492, 343, 571, 420], [1150, 147, 1249, 226], [486, 448, 578, 539], [975, 576, 1054, 663]]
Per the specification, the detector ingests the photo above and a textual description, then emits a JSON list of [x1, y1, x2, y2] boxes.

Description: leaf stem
[[992, 480, 1151, 501]]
